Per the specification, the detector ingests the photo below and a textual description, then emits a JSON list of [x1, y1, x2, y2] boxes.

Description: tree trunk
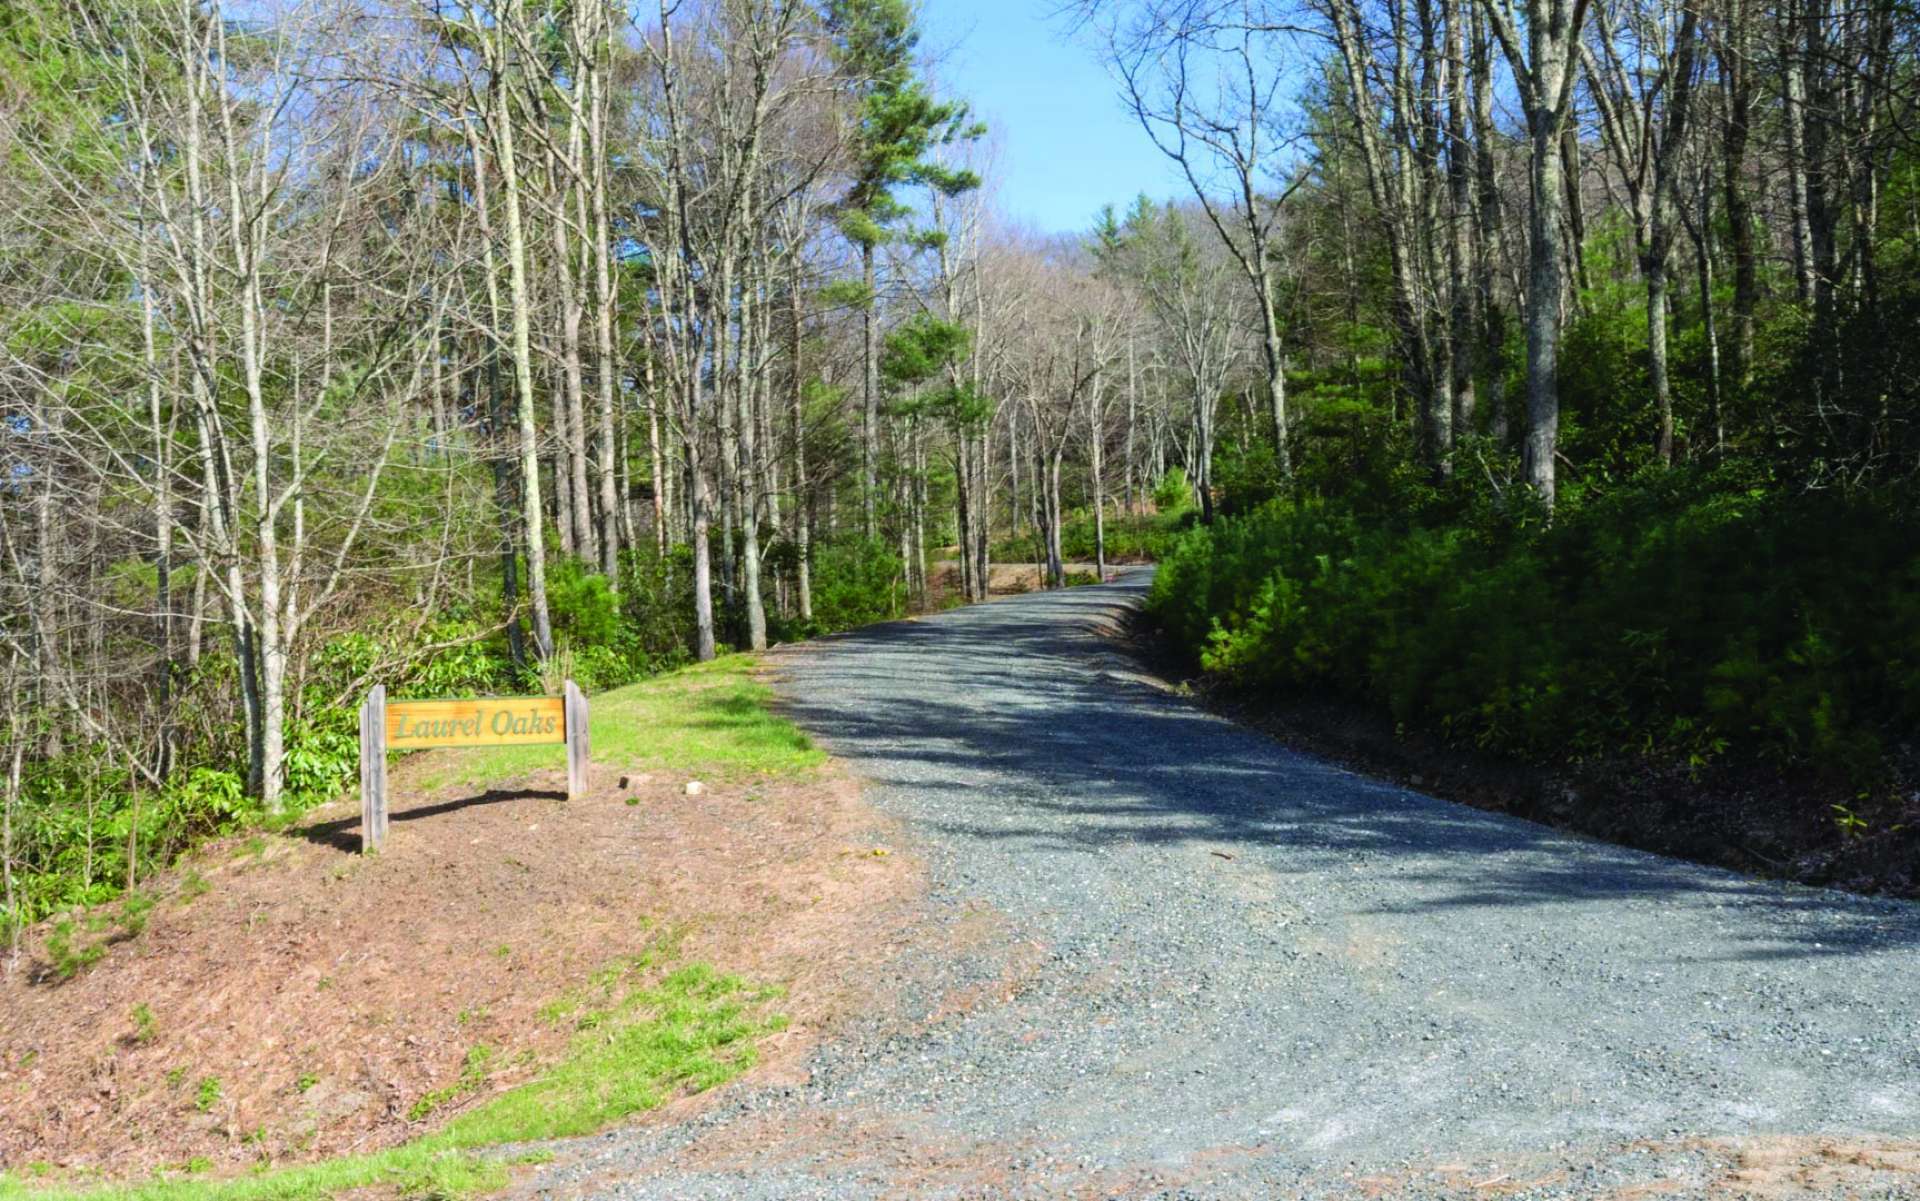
[[1783, 7, 1817, 305], [552, 108, 598, 566], [1256, 291, 1290, 476], [860, 242, 878, 538], [493, 30, 555, 659], [138, 232, 174, 783], [1193, 372, 1217, 524], [1444, 0, 1478, 437], [489, 358, 528, 669], [587, 43, 621, 581], [215, 46, 288, 811], [1471, 1, 1510, 444], [1523, 104, 1567, 506], [1044, 445, 1066, 589], [1560, 127, 1590, 297], [1123, 335, 1138, 514], [1647, 249, 1674, 463], [788, 276, 812, 621], [912, 425, 928, 605], [1690, 187, 1724, 457], [1483, 0, 1588, 508], [1090, 393, 1107, 580], [1718, 0, 1757, 387], [689, 421, 717, 661], [737, 255, 767, 651], [647, 352, 668, 551]]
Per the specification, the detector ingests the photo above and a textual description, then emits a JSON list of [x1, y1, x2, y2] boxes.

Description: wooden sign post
[[358, 682, 589, 853], [358, 685, 388, 853]]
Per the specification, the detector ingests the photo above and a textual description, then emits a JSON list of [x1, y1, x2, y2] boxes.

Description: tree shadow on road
[[776, 577, 1920, 963]]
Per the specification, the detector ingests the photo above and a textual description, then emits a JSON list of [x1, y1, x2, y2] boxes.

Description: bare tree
[[1087, 0, 1306, 476], [1582, 0, 1702, 464], [1481, 0, 1593, 506]]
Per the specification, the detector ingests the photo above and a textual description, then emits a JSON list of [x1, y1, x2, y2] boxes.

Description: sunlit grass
[[1, 957, 784, 1201], [434, 962, 783, 1146], [414, 653, 823, 791]]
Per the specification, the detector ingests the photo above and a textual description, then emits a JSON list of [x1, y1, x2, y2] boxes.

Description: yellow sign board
[[384, 696, 567, 749], [359, 681, 589, 853]]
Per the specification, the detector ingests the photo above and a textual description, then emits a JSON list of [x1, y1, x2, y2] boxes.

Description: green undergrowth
[[991, 508, 1192, 567], [990, 471, 1199, 567], [413, 653, 824, 791], [1150, 467, 1920, 785], [0, 957, 784, 1201]]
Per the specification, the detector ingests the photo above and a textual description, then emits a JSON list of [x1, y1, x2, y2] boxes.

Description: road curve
[[527, 571, 1920, 1200]]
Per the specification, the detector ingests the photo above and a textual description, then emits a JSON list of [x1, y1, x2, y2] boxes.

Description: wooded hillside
[[3, 0, 1918, 943]]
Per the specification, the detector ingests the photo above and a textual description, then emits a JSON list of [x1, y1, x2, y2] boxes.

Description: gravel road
[[524, 571, 1920, 1200]]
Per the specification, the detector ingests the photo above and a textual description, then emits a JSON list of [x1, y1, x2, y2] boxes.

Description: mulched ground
[[0, 751, 919, 1176]]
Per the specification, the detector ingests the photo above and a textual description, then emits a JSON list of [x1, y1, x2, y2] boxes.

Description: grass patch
[[434, 963, 783, 1146], [415, 654, 822, 791], [129, 1004, 157, 1046], [0, 1145, 512, 1201], [0, 958, 783, 1201], [43, 918, 106, 980], [43, 893, 156, 981], [407, 1044, 494, 1121]]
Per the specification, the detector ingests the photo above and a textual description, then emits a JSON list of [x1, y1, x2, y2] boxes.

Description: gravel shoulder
[[519, 570, 1920, 1200]]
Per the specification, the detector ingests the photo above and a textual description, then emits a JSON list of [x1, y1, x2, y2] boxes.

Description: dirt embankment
[[0, 753, 919, 1175], [1120, 607, 1920, 901]]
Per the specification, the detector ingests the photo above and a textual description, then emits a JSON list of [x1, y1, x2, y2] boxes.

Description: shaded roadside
[[1117, 600, 1919, 902]]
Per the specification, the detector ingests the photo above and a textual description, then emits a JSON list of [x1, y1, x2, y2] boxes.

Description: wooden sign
[[358, 680, 589, 854], [387, 696, 566, 749]]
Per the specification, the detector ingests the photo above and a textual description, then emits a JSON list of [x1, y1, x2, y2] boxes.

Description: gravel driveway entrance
[[524, 570, 1920, 1200]]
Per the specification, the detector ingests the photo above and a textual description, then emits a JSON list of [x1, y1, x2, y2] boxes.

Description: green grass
[[414, 654, 823, 791], [0, 961, 783, 1201], [433, 963, 783, 1145], [407, 1043, 493, 1121]]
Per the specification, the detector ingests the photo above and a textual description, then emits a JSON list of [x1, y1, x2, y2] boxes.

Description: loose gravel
[[522, 571, 1920, 1199]]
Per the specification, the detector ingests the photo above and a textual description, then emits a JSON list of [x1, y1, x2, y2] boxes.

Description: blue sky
[[916, 0, 1190, 234]]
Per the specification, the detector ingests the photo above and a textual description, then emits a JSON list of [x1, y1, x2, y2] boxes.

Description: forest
[[1, 0, 1917, 945]]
